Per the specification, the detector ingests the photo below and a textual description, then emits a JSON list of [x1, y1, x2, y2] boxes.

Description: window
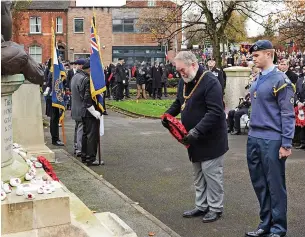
[[74, 53, 90, 60], [112, 19, 138, 33], [148, 0, 156, 7], [112, 19, 123, 32], [29, 46, 42, 63], [123, 19, 134, 32], [74, 18, 84, 33], [30, 17, 41, 33], [56, 17, 63, 33]]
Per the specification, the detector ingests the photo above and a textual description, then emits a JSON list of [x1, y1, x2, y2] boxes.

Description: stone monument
[[1, 75, 28, 182], [12, 81, 55, 162], [224, 66, 251, 111]]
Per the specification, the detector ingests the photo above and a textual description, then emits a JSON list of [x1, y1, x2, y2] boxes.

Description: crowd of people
[[161, 40, 301, 237]]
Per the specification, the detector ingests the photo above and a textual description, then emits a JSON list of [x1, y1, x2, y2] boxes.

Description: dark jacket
[[151, 66, 163, 89], [67, 68, 76, 90], [115, 63, 127, 83], [166, 65, 228, 162], [295, 76, 305, 104], [211, 67, 224, 92], [80, 71, 98, 118], [135, 66, 146, 85], [286, 70, 298, 84]]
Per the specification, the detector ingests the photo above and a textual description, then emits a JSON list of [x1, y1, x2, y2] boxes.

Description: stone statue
[[1, 1, 44, 85]]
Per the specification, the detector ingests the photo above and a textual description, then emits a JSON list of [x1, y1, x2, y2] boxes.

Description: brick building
[[68, 0, 180, 66], [12, 1, 69, 64]]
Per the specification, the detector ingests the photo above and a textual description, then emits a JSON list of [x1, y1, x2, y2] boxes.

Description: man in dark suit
[[66, 61, 77, 90], [207, 58, 225, 92], [279, 59, 298, 84], [162, 51, 228, 223], [115, 58, 127, 101]]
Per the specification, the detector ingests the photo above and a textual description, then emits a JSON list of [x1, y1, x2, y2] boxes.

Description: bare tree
[[137, 0, 282, 66], [275, 0, 305, 48]]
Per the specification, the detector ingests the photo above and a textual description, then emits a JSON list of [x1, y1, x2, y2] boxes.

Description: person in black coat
[[150, 62, 163, 99], [279, 59, 298, 84], [207, 58, 225, 93], [162, 51, 228, 223], [294, 66, 305, 149], [115, 58, 127, 101]]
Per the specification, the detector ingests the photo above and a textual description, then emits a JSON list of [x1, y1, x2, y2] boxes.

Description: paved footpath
[[45, 109, 305, 237]]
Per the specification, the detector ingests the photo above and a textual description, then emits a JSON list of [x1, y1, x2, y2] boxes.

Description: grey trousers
[[74, 121, 83, 151], [192, 155, 224, 213]]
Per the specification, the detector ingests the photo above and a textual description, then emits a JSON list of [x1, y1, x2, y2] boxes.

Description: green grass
[[107, 99, 179, 118], [129, 88, 177, 95]]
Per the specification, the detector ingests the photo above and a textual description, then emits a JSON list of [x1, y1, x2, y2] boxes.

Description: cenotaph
[[12, 81, 55, 162], [1, 74, 28, 182], [224, 66, 251, 110]]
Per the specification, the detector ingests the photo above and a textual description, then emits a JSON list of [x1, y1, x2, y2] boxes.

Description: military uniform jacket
[[166, 65, 229, 162]]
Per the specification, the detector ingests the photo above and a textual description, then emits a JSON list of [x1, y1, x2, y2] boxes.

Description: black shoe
[[202, 211, 222, 223], [52, 141, 64, 146], [182, 208, 208, 218], [87, 160, 104, 166], [103, 111, 108, 115], [231, 130, 241, 135], [227, 129, 233, 133], [245, 229, 270, 237], [295, 144, 305, 149], [267, 234, 286, 237]]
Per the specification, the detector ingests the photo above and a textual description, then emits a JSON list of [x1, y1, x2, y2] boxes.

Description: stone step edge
[[60, 181, 136, 237], [94, 212, 137, 237]]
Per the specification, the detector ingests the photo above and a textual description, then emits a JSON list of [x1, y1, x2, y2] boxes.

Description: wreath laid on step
[[37, 156, 59, 181]]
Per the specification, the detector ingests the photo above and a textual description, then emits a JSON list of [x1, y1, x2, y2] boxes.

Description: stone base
[[22, 145, 55, 163], [1, 152, 28, 183], [1, 188, 71, 235], [2, 223, 89, 237]]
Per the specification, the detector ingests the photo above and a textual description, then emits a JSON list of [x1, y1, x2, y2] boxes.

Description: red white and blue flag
[[90, 15, 106, 113]]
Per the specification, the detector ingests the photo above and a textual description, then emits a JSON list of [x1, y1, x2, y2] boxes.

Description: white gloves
[[297, 102, 304, 109], [87, 106, 101, 119], [43, 87, 50, 96]]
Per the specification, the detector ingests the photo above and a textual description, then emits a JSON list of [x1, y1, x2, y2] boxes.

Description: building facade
[[12, 0, 180, 66], [68, 0, 180, 66], [12, 1, 69, 64]]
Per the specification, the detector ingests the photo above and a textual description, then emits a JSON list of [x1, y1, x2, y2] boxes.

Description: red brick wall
[[67, 7, 160, 65], [12, 10, 67, 63]]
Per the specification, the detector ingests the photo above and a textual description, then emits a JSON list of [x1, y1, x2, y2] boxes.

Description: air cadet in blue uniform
[[245, 40, 295, 237]]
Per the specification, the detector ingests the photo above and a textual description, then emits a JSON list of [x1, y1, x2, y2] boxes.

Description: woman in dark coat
[[135, 62, 147, 99]]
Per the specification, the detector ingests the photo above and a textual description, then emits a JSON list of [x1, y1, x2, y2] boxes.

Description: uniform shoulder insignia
[[285, 78, 291, 84]]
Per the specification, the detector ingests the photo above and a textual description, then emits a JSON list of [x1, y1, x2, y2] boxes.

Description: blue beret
[[74, 58, 86, 65], [249, 40, 273, 53]]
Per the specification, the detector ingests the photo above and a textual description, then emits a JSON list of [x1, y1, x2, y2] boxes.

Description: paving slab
[[44, 107, 305, 237]]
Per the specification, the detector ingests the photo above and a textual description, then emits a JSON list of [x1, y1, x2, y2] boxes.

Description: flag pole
[[62, 118, 66, 145], [98, 119, 101, 165]]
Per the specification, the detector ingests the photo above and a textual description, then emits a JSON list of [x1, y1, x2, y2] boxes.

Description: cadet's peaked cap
[[75, 58, 86, 65], [82, 60, 90, 69], [249, 40, 273, 54]]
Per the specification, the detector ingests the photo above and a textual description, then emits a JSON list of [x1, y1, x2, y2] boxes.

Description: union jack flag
[[89, 15, 106, 112]]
